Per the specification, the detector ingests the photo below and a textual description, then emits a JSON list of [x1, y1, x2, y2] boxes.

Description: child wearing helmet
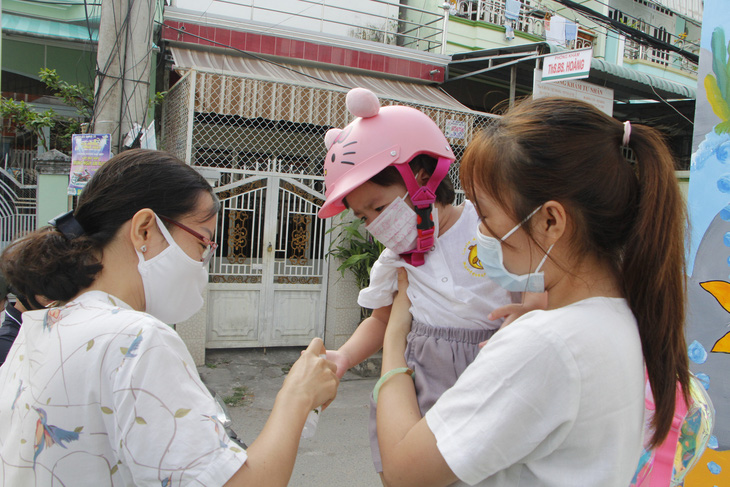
[[319, 88, 542, 472]]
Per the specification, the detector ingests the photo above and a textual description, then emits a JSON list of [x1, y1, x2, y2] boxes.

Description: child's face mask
[[365, 195, 418, 255]]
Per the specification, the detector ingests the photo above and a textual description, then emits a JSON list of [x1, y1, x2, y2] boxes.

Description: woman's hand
[[282, 338, 339, 411], [385, 268, 413, 345]]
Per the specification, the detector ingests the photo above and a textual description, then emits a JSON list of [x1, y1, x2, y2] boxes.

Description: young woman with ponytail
[[375, 97, 689, 486]]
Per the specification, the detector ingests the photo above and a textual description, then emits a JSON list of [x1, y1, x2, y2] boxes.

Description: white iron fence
[[0, 168, 37, 251]]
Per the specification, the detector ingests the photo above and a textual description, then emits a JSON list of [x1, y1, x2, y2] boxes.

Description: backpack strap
[[648, 381, 689, 487]]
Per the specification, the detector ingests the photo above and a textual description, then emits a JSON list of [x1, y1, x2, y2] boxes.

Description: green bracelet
[[373, 367, 415, 404]]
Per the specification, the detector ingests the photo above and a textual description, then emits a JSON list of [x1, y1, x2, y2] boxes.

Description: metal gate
[[160, 68, 488, 351], [205, 169, 329, 348], [0, 168, 37, 251]]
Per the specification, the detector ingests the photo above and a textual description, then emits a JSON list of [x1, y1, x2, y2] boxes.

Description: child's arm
[[326, 305, 392, 379]]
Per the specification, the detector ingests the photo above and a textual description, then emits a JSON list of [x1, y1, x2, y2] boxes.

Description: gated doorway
[[205, 170, 328, 348], [160, 66, 481, 356]]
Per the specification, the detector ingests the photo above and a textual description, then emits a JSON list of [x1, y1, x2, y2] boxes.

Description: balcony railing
[[623, 39, 698, 75], [454, 0, 545, 37], [608, 6, 698, 74], [453, 0, 595, 52], [192, 0, 448, 53]]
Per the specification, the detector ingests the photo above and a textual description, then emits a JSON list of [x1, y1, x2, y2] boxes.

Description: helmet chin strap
[[394, 157, 452, 267]]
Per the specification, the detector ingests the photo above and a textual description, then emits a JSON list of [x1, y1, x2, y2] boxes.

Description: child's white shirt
[[358, 200, 512, 330]]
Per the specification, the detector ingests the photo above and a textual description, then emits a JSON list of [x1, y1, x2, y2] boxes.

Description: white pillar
[[441, 2, 450, 55]]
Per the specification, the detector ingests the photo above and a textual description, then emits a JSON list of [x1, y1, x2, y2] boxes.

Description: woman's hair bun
[[0, 228, 102, 305]]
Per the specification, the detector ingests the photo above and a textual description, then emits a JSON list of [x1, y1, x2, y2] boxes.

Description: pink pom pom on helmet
[[346, 87, 380, 119]]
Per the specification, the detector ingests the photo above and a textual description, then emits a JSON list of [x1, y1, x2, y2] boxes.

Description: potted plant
[[326, 213, 385, 320]]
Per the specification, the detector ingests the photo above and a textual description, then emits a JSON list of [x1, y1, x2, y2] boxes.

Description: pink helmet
[[318, 87, 454, 219]]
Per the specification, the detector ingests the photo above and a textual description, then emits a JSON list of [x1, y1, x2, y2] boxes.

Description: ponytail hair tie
[[49, 211, 85, 240], [622, 120, 632, 147]]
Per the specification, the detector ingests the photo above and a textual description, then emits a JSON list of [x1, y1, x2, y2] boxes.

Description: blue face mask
[[475, 206, 553, 293]]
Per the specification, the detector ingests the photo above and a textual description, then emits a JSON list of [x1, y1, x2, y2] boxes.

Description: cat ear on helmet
[[346, 87, 380, 118], [324, 128, 342, 149]]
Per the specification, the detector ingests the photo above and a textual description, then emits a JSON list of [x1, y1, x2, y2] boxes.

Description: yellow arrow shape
[[700, 280, 730, 313], [713, 332, 730, 354]]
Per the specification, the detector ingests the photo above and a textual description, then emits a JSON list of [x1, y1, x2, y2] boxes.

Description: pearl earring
[[140, 245, 147, 253]]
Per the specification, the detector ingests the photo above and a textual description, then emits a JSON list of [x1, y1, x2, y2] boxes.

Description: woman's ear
[[537, 201, 566, 245], [129, 209, 157, 252]]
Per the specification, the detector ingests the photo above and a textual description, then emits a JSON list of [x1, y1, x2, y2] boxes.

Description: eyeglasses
[[159, 215, 218, 265]]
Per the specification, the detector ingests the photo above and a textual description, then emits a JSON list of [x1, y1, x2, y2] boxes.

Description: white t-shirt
[[425, 297, 645, 487], [358, 201, 512, 329], [0, 291, 246, 486]]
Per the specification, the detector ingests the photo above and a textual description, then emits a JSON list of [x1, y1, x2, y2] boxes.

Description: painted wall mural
[[686, 0, 730, 483]]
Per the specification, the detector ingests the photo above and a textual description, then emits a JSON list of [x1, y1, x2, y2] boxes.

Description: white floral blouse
[[0, 291, 247, 486]]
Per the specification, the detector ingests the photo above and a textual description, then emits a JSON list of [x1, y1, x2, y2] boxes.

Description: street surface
[[199, 348, 381, 486]]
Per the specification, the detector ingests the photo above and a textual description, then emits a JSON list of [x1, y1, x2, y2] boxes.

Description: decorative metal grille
[[0, 168, 37, 251], [210, 175, 267, 284], [207, 171, 328, 285], [274, 178, 326, 284]]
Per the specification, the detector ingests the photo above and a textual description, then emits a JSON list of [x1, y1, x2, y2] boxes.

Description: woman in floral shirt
[[0, 149, 338, 486]]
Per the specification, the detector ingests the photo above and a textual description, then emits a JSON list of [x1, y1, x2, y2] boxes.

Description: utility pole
[[92, 0, 157, 153]]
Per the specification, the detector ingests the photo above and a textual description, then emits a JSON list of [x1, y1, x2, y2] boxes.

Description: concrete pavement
[[198, 348, 381, 486]]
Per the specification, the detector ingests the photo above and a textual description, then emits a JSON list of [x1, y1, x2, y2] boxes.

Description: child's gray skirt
[[368, 319, 497, 472]]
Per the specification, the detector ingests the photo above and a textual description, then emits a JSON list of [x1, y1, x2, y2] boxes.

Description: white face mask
[[136, 214, 208, 324], [365, 195, 417, 254], [365, 195, 439, 255], [475, 206, 553, 293]]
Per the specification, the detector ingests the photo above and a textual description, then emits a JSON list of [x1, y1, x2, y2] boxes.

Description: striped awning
[[1, 13, 97, 42], [170, 47, 473, 114]]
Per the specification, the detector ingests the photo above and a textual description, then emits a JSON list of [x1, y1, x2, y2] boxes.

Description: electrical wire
[[594, 0, 700, 50], [83, 0, 97, 44], [92, 0, 139, 145], [649, 79, 693, 125], [116, 0, 158, 146], [214, 0, 320, 36], [550, 0, 697, 63]]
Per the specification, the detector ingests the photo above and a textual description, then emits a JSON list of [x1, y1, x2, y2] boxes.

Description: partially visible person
[[0, 272, 8, 339], [0, 149, 338, 486], [375, 97, 690, 486], [0, 286, 50, 366], [0, 293, 20, 366]]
